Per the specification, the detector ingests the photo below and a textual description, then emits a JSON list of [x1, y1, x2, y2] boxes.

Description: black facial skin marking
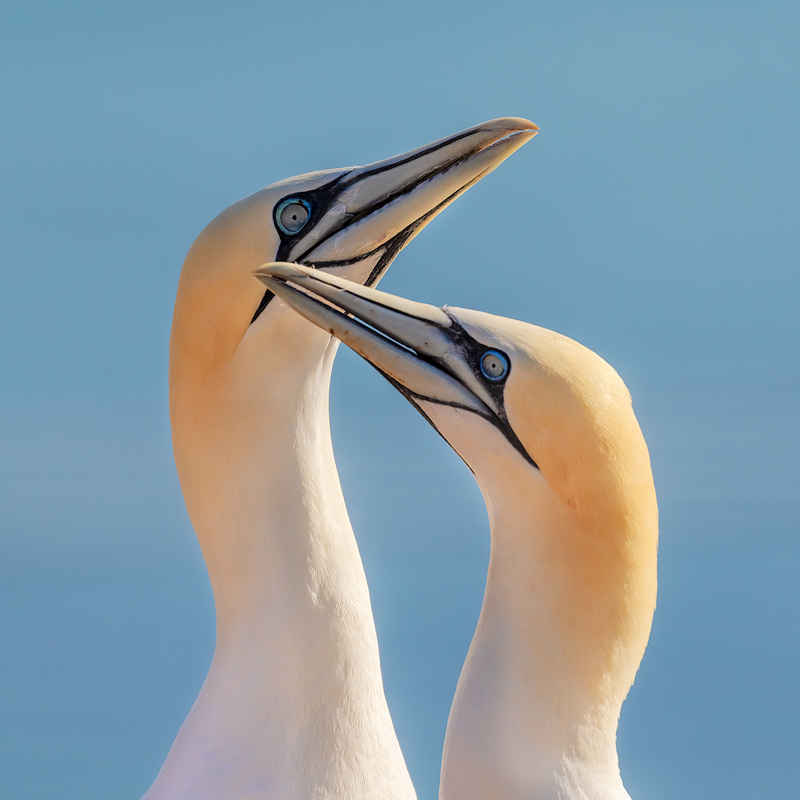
[[250, 130, 502, 326], [370, 315, 539, 471], [251, 172, 351, 325], [264, 273, 540, 470], [371, 365, 538, 471]]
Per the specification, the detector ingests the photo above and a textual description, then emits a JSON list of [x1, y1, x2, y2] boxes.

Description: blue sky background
[[1, 1, 798, 798]]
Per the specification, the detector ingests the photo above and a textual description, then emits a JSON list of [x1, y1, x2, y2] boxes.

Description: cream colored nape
[[416, 310, 658, 800]]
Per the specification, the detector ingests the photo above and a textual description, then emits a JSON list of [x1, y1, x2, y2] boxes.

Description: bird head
[[254, 262, 655, 529], [256, 264, 659, 685], [170, 118, 538, 383]]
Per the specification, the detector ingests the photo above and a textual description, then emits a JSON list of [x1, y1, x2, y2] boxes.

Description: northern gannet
[[255, 264, 658, 800], [147, 119, 538, 800]]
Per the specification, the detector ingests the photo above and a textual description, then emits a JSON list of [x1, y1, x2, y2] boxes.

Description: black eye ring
[[275, 197, 312, 235]]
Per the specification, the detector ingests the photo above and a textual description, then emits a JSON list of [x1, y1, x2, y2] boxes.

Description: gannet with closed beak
[[146, 119, 538, 800], [256, 264, 658, 800]]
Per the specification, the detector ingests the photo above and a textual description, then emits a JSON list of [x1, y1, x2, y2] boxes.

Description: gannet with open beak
[[256, 264, 658, 800], [147, 119, 538, 800]]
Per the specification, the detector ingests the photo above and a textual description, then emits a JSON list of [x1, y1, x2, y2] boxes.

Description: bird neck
[[171, 307, 347, 629], [159, 303, 415, 798], [441, 455, 655, 800]]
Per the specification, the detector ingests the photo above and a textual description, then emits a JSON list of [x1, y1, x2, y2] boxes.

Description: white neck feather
[[435, 409, 655, 800], [146, 302, 415, 800], [441, 488, 629, 800]]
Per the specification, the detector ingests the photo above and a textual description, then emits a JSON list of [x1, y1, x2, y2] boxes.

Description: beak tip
[[487, 116, 539, 134], [253, 262, 307, 284]]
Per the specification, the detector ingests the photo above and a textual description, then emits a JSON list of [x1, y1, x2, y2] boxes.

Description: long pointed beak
[[253, 263, 540, 468], [292, 117, 538, 265], [252, 262, 490, 411]]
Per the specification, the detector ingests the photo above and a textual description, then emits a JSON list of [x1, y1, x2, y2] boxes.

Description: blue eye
[[480, 349, 509, 381], [275, 198, 311, 235]]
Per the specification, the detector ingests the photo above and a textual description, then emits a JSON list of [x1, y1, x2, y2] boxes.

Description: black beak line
[[249, 151, 490, 327], [259, 270, 539, 471], [250, 122, 537, 326]]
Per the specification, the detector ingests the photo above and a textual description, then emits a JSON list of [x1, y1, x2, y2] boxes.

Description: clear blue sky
[[1, 1, 798, 798]]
